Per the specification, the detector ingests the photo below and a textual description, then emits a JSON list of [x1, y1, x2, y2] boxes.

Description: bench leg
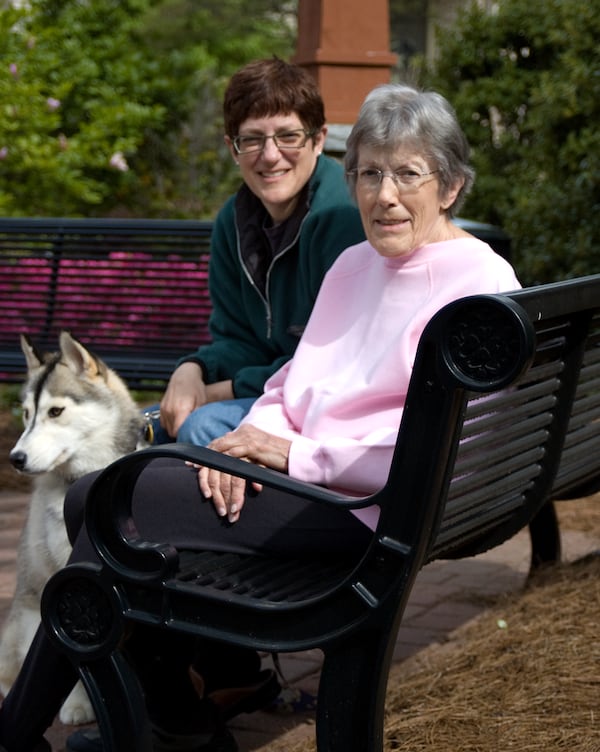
[[528, 501, 561, 571], [315, 629, 393, 752], [41, 563, 153, 750], [79, 651, 153, 751]]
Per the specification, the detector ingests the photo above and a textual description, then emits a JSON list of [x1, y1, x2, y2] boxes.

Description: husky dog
[[0, 332, 146, 725]]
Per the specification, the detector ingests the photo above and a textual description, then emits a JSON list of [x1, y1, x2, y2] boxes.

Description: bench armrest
[[84, 443, 374, 580]]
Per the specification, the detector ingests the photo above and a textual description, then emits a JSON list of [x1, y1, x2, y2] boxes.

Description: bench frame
[[41, 274, 600, 751]]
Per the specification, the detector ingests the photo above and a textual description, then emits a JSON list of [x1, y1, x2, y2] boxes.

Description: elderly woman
[[0, 83, 520, 752]]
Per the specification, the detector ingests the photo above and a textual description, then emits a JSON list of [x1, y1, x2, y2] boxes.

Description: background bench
[[0, 217, 212, 390], [0, 216, 510, 390], [41, 274, 600, 752]]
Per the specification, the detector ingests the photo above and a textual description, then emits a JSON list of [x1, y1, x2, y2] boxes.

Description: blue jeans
[[144, 398, 256, 446]]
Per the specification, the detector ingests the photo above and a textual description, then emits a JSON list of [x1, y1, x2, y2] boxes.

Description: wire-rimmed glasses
[[347, 167, 439, 192], [232, 129, 317, 155]]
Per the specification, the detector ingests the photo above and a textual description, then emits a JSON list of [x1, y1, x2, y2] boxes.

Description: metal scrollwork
[[55, 577, 114, 648], [445, 299, 533, 390]]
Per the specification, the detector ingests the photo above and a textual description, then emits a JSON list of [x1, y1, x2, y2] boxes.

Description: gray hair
[[344, 84, 475, 217]]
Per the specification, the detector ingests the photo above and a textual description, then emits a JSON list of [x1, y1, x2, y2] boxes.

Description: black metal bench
[[0, 216, 510, 391], [0, 217, 213, 390], [40, 274, 600, 751]]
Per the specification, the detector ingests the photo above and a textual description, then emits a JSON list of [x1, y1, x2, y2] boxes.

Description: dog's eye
[[22, 408, 29, 421], [48, 407, 64, 418]]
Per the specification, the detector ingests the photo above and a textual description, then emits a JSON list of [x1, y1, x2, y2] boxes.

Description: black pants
[[0, 458, 372, 751]]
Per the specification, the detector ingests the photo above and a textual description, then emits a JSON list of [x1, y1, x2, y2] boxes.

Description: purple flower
[[0, 147, 8, 160], [9, 63, 18, 78], [46, 97, 61, 111]]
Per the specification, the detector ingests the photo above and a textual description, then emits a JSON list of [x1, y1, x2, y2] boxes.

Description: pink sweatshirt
[[242, 237, 521, 528]]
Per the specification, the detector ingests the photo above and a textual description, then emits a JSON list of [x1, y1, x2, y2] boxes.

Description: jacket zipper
[[237, 213, 309, 340]]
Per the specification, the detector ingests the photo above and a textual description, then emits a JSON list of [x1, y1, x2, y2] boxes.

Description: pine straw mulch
[[382, 554, 600, 752], [273, 552, 600, 752]]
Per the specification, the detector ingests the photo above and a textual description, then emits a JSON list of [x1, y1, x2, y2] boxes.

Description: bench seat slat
[[176, 550, 355, 604]]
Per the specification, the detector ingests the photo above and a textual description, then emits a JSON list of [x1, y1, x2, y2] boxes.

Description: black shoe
[[201, 668, 281, 721], [152, 724, 237, 752], [0, 740, 51, 752], [66, 666, 279, 751], [66, 725, 238, 752], [65, 728, 102, 752], [66, 643, 280, 752]]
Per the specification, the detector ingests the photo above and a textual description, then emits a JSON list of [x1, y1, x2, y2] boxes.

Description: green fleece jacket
[[180, 155, 365, 397]]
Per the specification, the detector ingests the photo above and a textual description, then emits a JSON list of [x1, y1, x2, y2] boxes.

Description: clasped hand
[[195, 424, 291, 523]]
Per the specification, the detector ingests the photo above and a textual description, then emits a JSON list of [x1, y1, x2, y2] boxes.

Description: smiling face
[[225, 114, 326, 224], [355, 146, 464, 258]]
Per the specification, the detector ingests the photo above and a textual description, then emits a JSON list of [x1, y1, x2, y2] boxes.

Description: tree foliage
[[0, 0, 296, 218], [426, 0, 600, 284]]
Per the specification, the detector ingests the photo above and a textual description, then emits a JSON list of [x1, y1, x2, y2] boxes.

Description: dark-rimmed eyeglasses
[[347, 167, 439, 192], [232, 129, 317, 155]]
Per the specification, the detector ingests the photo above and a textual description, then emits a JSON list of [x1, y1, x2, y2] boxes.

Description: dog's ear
[[20, 333, 44, 371], [59, 331, 107, 380]]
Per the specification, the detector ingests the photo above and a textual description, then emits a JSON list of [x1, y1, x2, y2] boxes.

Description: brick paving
[[1, 490, 598, 751]]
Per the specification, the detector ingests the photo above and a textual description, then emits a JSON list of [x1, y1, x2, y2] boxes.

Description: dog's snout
[[9, 450, 27, 471]]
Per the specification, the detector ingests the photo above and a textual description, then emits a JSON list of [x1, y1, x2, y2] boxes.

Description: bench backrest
[[0, 217, 213, 388], [370, 276, 600, 576]]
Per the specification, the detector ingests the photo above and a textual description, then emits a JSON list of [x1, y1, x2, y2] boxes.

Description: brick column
[[293, 0, 397, 129]]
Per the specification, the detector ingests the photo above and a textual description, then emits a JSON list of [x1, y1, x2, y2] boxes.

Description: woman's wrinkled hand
[[195, 425, 291, 523]]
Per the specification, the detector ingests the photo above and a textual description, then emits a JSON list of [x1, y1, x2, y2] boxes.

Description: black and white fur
[[0, 332, 145, 725]]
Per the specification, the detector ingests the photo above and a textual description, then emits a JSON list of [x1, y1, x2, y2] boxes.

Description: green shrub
[[426, 0, 600, 284], [0, 0, 296, 219]]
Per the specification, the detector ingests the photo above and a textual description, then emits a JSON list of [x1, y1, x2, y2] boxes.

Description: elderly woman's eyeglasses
[[347, 167, 439, 191], [232, 129, 317, 155]]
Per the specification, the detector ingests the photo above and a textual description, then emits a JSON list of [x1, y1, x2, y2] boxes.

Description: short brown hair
[[223, 57, 325, 138]]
